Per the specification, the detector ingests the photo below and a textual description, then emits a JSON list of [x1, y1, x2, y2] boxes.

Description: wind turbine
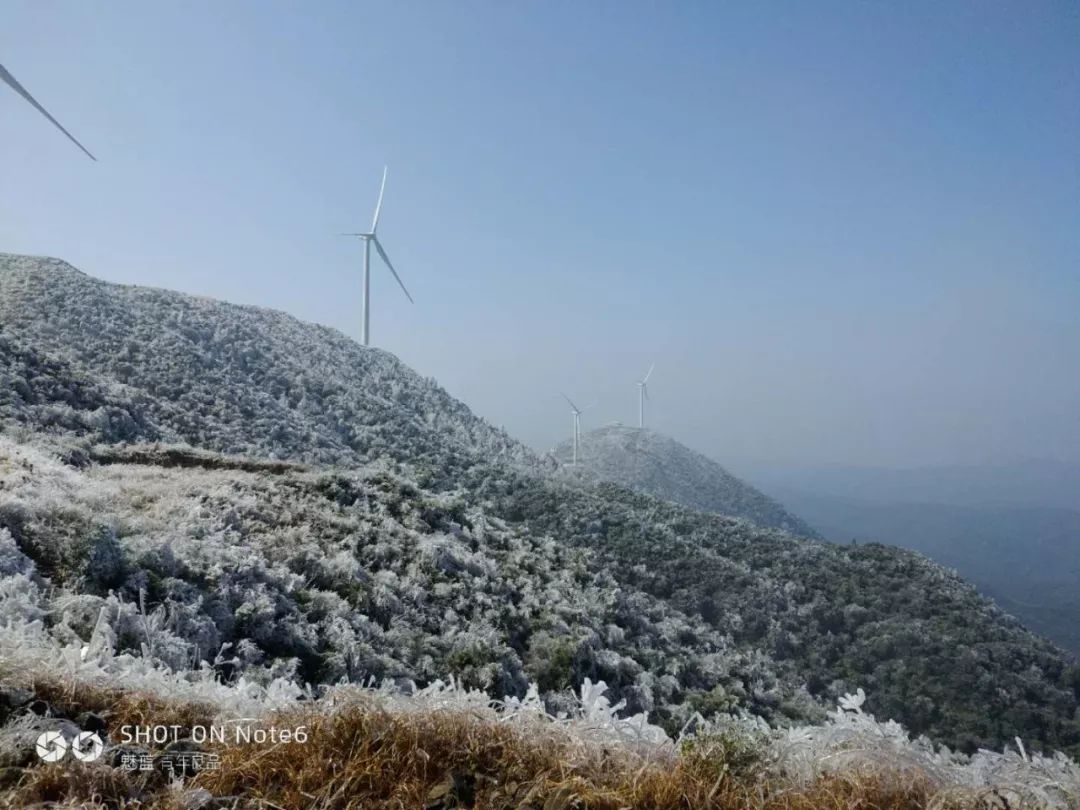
[[561, 394, 596, 466], [0, 61, 96, 160], [636, 363, 654, 429], [340, 167, 413, 346]]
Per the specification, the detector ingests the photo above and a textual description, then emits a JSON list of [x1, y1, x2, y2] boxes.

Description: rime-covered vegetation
[[0, 253, 538, 479], [2, 253, 1080, 766], [0, 436, 809, 733], [1, 645, 1078, 809], [554, 424, 818, 535]]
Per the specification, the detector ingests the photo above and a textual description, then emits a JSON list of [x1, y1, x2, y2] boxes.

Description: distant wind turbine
[[562, 394, 596, 466], [0, 61, 96, 160], [636, 363, 654, 429], [340, 166, 413, 346]]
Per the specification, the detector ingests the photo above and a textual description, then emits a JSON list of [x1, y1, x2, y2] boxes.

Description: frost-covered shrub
[[82, 592, 197, 671], [0, 573, 44, 627], [525, 630, 581, 693], [81, 526, 127, 590], [761, 689, 1080, 809], [0, 528, 33, 577], [49, 592, 106, 645]]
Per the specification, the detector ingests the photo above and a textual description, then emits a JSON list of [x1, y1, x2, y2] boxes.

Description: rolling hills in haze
[[751, 462, 1080, 513], [2, 252, 1080, 758]]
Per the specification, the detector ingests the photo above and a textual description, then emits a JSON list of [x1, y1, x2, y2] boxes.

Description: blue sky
[[2, 1, 1078, 468]]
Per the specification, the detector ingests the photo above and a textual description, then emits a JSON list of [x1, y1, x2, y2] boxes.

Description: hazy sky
[[2, 1, 1078, 470]]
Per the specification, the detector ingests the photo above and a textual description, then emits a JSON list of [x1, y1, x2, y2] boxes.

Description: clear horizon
[[3, 1, 1078, 470]]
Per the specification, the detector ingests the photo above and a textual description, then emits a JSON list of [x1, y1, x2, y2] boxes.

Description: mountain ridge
[[0, 252, 541, 479]]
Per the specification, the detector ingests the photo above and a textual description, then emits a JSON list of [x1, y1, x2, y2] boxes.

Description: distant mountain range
[[750, 461, 1080, 513], [3, 252, 1079, 757], [552, 424, 818, 537]]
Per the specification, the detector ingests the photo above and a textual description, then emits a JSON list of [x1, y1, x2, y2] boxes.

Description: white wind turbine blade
[[643, 384, 650, 400], [581, 401, 598, 411], [373, 238, 414, 303], [561, 393, 581, 413], [370, 166, 388, 233], [641, 363, 655, 384], [0, 61, 96, 161]]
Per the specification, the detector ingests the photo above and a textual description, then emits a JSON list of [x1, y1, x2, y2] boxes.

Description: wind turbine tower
[[562, 394, 595, 466], [636, 364, 654, 429], [341, 167, 413, 346]]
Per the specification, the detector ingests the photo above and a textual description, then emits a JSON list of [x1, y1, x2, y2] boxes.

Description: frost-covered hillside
[[0, 253, 540, 480], [554, 424, 817, 535], [2, 253, 1080, 759], [0, 436, 803, 729]]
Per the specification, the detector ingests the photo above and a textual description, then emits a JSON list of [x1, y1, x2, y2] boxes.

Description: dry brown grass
[[25, 675, 218, 734], [192, 702, 942, 810], [8, 759, 152, 809], [1, 678, 1003, 810]]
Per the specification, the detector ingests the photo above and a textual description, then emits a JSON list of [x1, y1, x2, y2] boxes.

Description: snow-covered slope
[[554, 425, 817, 536], [3, 253, 1079, 758], [0, 253, 539, 480]]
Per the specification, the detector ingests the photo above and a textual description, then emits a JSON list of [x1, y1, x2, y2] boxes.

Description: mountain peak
[[0, 252, 86, 276], [555, 423, 819, 536]]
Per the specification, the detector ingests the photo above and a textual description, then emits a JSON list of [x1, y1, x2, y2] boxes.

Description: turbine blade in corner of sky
[[373, 238, 414, 303], [642, 363, 655, 384], [371, 166, 388, 233], [561, 393, 580, 413], [0, 61, 97, 161]]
